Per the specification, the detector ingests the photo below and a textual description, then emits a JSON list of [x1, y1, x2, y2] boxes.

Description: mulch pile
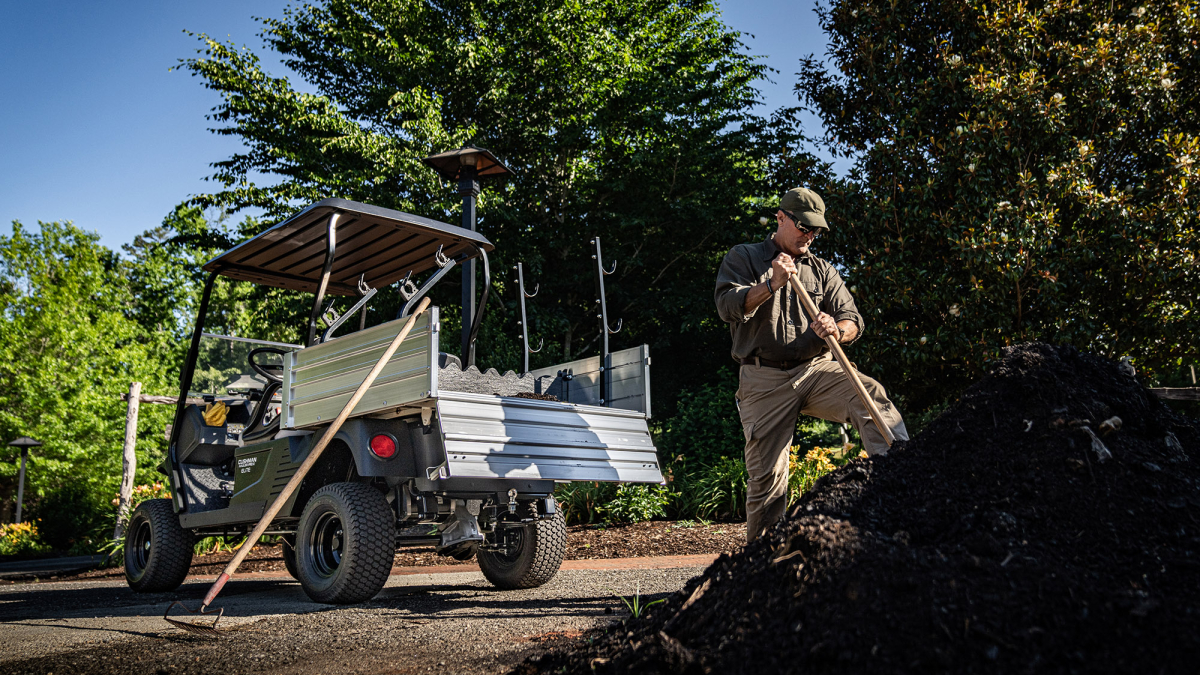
[[522, 343, 1200, 674]]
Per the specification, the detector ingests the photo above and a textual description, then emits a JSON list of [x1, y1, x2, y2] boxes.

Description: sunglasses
[[782, 210, 821, 237]]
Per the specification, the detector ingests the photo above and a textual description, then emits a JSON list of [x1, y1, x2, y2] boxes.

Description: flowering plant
[[0, 521, 50, 556]]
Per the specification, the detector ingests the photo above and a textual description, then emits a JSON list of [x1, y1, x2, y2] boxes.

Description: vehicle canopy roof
[[202, 199, 493, 296]]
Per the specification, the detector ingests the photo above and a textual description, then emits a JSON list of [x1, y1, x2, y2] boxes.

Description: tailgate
[[435, 391, 663, 483]]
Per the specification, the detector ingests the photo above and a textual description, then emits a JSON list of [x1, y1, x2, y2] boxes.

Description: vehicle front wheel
[[295, 482, 395, 604], [281, 535, 298, 579], [125, 498, 195, 593], [478, 510, 565, 590]]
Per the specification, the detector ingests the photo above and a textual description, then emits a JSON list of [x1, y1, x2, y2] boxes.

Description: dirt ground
[[28, 521, 744, 584], [0, 521, 741, 674], [526, 343, 1200, 674], [0, 565, 705, 675]]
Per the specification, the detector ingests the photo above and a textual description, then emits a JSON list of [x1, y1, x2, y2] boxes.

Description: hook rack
[[397, 270, 417, 300], [591, 236, 622, 405], [514, 262, 543, 374]]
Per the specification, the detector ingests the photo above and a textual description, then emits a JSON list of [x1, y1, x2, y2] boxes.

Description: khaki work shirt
[[714, 235, 864, 363]]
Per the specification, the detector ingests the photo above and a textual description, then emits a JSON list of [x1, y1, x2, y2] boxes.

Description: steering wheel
[[248, 347, 287, 384]]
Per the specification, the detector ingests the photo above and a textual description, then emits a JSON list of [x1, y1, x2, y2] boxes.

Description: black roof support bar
[[306, 212, 340, 347]]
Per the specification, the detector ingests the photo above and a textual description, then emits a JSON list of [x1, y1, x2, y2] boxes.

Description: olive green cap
[[779, 187, 828, 230]]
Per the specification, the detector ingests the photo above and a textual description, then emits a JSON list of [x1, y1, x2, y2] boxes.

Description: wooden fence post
[[114, 381, 141, 541]]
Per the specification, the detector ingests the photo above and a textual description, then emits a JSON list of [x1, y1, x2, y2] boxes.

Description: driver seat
[[242, 347, 286, 443]]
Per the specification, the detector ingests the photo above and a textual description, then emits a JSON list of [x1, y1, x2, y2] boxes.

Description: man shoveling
[[715, 187, 909, 543]]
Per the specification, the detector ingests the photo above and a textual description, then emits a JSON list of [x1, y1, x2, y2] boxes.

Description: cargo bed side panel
[[436, 391, 663, 483], [283, 309, 438, 429]]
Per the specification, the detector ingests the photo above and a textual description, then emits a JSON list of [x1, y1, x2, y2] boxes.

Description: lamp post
[[8, 436, 42, 524], [422, 146, 514, 366]]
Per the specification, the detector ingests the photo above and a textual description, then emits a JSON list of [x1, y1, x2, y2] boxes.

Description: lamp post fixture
[[422, 145, 514, 366], [7, 436, 42, 524]]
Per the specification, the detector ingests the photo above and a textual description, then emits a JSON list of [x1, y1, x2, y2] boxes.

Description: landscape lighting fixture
[[7, 436, 42, 524], [422, 146, 515, 365]]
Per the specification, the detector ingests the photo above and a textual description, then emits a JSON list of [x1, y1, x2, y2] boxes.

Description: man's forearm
[[835, 319, 858, 344], [742, 278, 777, 314]]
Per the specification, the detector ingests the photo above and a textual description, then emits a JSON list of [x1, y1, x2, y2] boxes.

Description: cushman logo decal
[[237, 457, 258, 474]]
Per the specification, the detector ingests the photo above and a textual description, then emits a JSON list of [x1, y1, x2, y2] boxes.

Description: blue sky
[[0, 1, 835, 250]]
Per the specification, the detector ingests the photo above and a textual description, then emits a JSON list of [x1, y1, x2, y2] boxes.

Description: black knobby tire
[[281, 535, 299, 579], [478, 510, 566, 590], [124, 498, 195, 593], [295, 482, 395, 604]]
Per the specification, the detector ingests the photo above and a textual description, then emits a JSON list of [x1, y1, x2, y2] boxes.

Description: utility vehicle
[[125, 199, 662, 603]]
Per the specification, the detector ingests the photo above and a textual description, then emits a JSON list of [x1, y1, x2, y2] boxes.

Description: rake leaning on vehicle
[[125, 199, 663, 603]]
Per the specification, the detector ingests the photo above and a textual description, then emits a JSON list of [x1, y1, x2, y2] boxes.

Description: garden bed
[[21, 520, 745, 583]]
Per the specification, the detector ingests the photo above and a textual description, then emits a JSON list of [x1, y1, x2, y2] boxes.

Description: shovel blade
[[163, 600, 223, 636]]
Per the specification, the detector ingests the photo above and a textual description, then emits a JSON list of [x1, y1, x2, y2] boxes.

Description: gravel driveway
[[0, 561, 709, 674]]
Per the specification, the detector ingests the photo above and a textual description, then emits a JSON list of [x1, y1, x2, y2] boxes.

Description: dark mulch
[[41, 521, 743, 583], [521, 343, 1200, 674]]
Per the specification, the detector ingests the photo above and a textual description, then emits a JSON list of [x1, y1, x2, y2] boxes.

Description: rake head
[[163, 600, 224, 637]]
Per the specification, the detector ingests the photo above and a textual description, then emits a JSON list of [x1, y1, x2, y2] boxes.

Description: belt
[[739, 356, 808, 370]]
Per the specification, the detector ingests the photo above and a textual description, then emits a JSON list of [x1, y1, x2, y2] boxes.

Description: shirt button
[[788, 319, 794, 325]]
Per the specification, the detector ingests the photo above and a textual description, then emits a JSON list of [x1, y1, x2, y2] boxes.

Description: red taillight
[[369, 434, 397, 459]]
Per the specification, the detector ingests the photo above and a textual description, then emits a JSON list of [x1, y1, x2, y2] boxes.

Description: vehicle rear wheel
[[295, 482, 395, 604], [478, 510, 565, 590], [125, 498, 194, 592]]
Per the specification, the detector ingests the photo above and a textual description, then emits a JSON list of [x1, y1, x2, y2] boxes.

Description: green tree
[[0, 222, 173, 541], [179, 0, 807, 418], [796, 0, 1199, 410]]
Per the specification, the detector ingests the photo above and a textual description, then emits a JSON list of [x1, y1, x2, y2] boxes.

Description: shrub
[[691, 456, 749, 521], [656, 369, 743, 467], [555, 482, 616, 525], [600, 484, 670, 524], [31, 483, 109, 552], [795, 417, 849, 449], [0, 521, 50, 556]]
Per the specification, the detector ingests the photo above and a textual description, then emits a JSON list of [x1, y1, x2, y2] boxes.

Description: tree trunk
[[114, 381, 141, 541]]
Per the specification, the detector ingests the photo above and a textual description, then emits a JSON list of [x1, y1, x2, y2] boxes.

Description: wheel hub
[[309, 512, 344, 577], [132, 520, 153, 572]]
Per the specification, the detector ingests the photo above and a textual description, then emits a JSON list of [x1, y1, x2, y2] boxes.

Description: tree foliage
[[797, 0, 1199, 409], [179, 0, 811, 414], [0, 222, 174, 531]]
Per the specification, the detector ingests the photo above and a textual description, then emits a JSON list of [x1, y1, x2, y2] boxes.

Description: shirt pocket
[[799, 279, 824, 314]]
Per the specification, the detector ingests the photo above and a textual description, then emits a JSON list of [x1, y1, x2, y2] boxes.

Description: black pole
[[592, 237, 612, 405], [465, 247, 490, 367], [167, 271, 218, 512], [459, 166, 480, 366], [14, 448, 27, 524], [306, 212, 340, 347]]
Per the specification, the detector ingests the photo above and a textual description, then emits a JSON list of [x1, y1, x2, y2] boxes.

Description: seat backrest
[[176, 402, 250, 465]]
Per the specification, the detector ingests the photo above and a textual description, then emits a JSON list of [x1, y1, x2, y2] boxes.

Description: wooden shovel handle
[[201, 297, 433, 609], [788, 275, 895, 447]]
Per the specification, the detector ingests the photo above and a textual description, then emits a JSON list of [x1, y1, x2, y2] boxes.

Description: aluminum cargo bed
[[281, 307, 663, 485]]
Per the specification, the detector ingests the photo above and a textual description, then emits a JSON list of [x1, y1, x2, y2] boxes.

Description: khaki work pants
[[736, 353, 908, 543]]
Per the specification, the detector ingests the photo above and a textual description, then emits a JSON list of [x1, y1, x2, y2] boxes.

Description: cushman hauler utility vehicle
[[126, 199, 662, 603]]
